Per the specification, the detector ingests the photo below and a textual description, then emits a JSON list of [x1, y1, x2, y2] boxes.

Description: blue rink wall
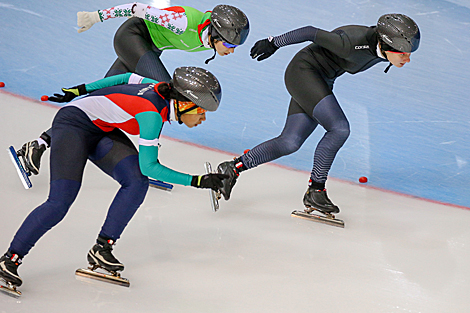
[[1, 0, 469, 208]]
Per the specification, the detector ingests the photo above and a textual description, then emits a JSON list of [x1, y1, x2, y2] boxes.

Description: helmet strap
[[175, 100, 184, 124], [205, 33, 217, 64], [378, 40, 393, 73]]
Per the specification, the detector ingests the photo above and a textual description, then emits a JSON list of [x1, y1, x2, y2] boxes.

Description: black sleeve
[[273, 26, 351, 59]]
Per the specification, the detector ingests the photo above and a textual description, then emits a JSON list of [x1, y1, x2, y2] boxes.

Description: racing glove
[[250, 36, 279, 61], [191, 174, 229, 191], [77, 11, 101, 33], [48, 84, 87, 103]]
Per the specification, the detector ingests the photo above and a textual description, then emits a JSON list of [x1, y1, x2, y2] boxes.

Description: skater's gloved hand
[[77, 11, 102, 33], [191, 173, 229, 191], [48, 84, 87, 103], [250, 37, 278, 61]]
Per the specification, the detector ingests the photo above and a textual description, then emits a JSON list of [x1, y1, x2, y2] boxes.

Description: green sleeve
[[141, 77, 159, 84], [85, 73, 159, 93], [135, 112, 192, 186]]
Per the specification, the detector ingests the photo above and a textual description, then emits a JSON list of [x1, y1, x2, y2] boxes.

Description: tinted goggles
[[222, 42, 238, 49], [178, 101, 207, 115]]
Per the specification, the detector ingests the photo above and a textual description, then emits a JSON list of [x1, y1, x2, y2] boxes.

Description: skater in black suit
[[217, 14, 420, 215]]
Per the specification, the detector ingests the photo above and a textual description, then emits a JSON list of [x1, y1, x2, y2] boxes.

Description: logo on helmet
[[185, 90, 199, 99], [382, 34, 392, 44]]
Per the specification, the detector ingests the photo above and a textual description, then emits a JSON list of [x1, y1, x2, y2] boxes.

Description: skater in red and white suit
[[0, 67, 227, 291]]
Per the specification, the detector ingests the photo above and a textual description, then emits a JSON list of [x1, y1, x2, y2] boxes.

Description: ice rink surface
[[1, 92, 470, 312]]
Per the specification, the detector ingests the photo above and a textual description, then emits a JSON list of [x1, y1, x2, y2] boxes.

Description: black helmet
[[377, 14, 420, 53], [210, 5, 249, 45], [172, 67, 222, 112]]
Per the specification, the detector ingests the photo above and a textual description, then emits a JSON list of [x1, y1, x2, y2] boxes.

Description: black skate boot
[[0, 252, 23, 288], [303, 187, 340, 214], [217, 158, 244, 200], [17, 140, 46, 175], [76, 237, 129, 287], [87, 237, 124, 273]]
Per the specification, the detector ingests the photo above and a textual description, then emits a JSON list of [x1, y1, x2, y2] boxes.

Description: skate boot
[[87, 237, 124, 273], [303, 187, 340, 214], [0, 252, 23, 297], [0, 252, 22, 287], [217, 159, 243, 200], [76, 237, 129, 287], [17, 140, 46, 175]]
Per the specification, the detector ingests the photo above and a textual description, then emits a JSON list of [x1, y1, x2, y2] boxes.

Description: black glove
[[48, 84, 87, 103], [191, 173, 229, 191], [250, 37, 278, 61]]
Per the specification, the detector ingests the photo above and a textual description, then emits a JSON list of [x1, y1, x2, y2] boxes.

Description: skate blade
[[7, 146, 32, 189], [149, 178, 173, 191], [204, 162, 220, 212], [75, 268, 130, 287], [291, 210, 345, 228], [0, 279, 22, 298]]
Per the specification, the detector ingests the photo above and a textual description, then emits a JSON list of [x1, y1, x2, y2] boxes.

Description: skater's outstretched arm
[[77, 3, 189, 34], [49, 73, 158, 103], [251, 26, 350, 61], [136, 112, 227, 190]]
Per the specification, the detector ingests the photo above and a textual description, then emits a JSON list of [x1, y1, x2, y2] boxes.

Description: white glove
[[77, 11, 101, 33]]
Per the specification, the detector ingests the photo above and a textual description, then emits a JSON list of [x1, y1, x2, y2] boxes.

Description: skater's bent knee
[[277, 136, 304, 155]]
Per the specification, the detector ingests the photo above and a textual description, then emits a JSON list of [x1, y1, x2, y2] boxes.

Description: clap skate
[[7, 146, 32, 189], [0, 278, 22, 298], [75, 264, 129, 287], [75, 238, 129, 287], [291, 187, 344, 228], [291, 206, 344, 228], [204, 162, 221, 212]]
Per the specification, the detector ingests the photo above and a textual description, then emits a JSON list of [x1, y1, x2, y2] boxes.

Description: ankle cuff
[[234, 157, 247, 173], [309, 180, 325, 190]]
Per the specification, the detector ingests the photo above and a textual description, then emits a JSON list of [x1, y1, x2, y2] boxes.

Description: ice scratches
[[443, 38, 463, 55], [241, 123, 247, 139], [415, 11, 439, 15], [8, 66, 40, 74], [370, 120, 461, 124], [0, 3, 44, 17], [344, 0, 370, 5], [455, 156, 467, 169]]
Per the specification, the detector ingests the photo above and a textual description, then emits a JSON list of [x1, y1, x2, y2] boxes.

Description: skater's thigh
[[105, 58, 131, 78], [285, 54, 332, 117], [50, 107, 104, 182], [89, 129, 143, 179], [114, 17, 159, 71]]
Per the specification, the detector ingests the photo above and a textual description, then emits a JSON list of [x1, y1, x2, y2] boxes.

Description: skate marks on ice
[[291, 206, 345, 228], [7, 145, 32, 189], [75, 266, 130, 287], [0, 278, 22, 298], [204, 162, 221, 212]]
